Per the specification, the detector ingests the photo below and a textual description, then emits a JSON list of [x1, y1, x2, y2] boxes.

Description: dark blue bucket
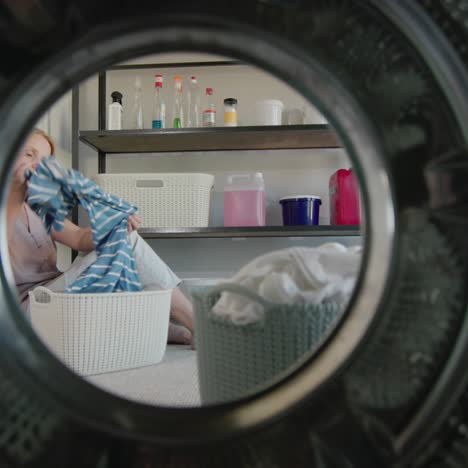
[[279, 195, 322, 226]]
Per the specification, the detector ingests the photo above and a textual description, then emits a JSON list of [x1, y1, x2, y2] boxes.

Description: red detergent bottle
[[329, 168, 361, 225]]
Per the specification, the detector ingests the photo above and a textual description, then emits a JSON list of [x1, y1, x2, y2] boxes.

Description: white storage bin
[[94, 173, 214, 228], [255, 99, 284, 125], [29, 286, 172, 376]]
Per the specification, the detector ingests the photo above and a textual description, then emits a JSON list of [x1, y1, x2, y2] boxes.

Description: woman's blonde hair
[[32, 128, 55, 156]]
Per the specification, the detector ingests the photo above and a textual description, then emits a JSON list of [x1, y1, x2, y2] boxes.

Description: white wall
[[78, 52, 362, 280], [36, 91, 73, 271]]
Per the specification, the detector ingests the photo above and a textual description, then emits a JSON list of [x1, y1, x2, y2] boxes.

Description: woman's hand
[[127, 214, 142, 233]]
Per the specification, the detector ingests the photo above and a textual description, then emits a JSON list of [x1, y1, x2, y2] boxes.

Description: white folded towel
[[212, 243, 362, 325]]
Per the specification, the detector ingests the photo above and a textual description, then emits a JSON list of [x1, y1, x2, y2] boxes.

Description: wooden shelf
[[79, 125, 340, 154], [138, 226, 361, 239]]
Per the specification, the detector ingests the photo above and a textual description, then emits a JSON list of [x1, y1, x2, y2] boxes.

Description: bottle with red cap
[[202, 87, 216, 127], [152, 74, 166, 129]]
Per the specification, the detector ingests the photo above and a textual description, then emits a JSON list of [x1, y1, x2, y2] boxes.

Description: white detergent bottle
[[108, 91, 123, 130], [224, 172, 266, 227]]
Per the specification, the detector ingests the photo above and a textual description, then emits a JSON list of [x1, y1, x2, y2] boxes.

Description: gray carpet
[[86, 345, 200, 407]]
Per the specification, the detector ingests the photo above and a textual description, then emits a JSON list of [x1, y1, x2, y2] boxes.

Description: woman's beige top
[[9, 203, 61, 309]]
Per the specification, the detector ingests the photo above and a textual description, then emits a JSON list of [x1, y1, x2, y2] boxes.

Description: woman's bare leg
[[167, 322, 192, 345], [127, 233, 194, 346], [168, 288, 195, 347], [170, 287, 194, 332]]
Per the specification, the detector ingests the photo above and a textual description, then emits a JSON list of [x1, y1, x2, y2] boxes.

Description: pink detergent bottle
[[329, 168, 361, 225], [224, 172, 266, 227]]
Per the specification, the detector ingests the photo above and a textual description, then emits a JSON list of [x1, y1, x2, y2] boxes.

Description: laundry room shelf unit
[[76, 59, 360, 240]]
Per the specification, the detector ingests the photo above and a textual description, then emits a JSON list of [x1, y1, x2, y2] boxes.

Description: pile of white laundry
[[212, 242, 362, 325]]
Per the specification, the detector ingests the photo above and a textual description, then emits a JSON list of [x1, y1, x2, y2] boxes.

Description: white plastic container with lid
[[255, 99, 284, 125], [224, 172, 266, 227]]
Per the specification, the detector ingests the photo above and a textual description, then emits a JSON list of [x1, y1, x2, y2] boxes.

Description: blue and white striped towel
[[26, 156, 143, 293]]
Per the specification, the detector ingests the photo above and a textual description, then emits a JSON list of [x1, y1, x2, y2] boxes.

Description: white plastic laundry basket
[[29, 287, 172, 376], [94, 173, 214, 228]]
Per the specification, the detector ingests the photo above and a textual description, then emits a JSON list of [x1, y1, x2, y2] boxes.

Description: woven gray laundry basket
[[193, 283, 340, 405]]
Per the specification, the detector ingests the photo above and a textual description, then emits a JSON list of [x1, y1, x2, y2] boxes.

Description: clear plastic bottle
[[129, 76, 143, 129], [202, 87, 216, 127], [108, 91, 123, 130], [172, 75, 184, 128], [187, 76, 201, 127], [152, 74, 166, 129]]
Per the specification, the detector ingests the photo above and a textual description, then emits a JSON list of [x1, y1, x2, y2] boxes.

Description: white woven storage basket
[[29, 287, 172, 376], [94, 173, 214, 228]]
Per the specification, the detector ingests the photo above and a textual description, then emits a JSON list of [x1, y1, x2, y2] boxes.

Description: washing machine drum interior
[[0, 1, 468, 467]]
